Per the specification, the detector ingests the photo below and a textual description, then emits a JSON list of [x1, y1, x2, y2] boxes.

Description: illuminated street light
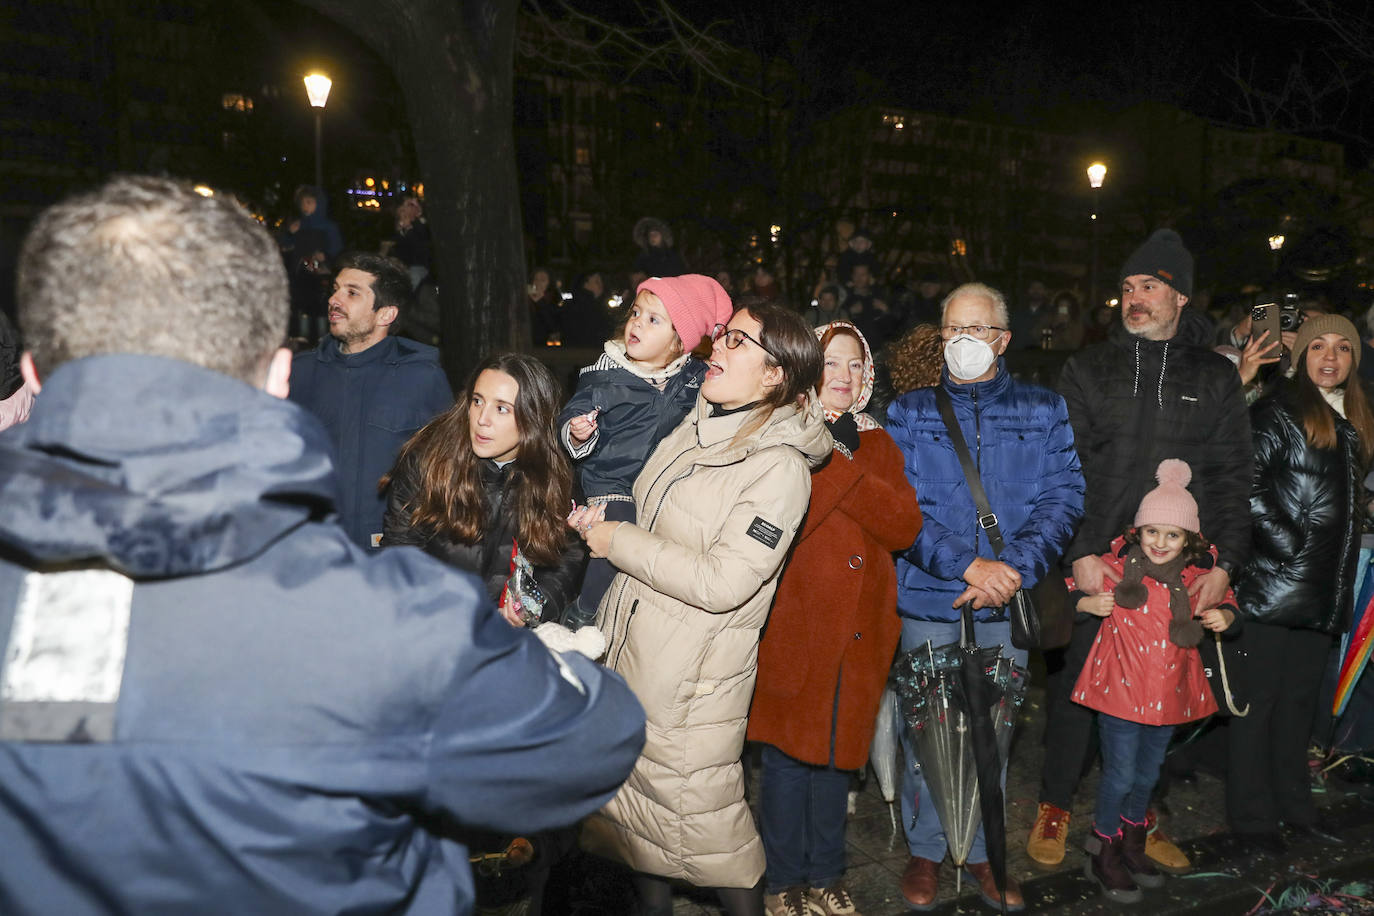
[[1087, 162, 1108, 306], [192, 185, 214, 198], [1269, 234, 1285, 251], [303, 73, 332, 191]]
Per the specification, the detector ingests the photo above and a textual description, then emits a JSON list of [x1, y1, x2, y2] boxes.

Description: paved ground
[[541, 665, 1374, 915]]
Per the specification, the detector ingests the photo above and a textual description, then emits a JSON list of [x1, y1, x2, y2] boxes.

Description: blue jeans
[[1094, 714, 1174, 831], [758, 744, 850, 893], [898, 616, 1026, 863]]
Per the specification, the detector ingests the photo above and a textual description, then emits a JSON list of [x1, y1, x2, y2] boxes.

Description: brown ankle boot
[[1120, 819, 1165, 889], [1084, 829, 1143, 904]]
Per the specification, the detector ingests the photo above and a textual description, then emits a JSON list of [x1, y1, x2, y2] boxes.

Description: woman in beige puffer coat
[[569, 301, 831, 916]]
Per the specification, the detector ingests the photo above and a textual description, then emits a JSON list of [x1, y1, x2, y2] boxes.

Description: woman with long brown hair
[[1228, 314, 1374, 853], [568, 301, 832, 916], [382, 352, 585, 626]]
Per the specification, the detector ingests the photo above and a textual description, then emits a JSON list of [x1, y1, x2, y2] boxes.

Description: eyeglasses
[[940, 324, 1008, 341], [711, 323, 775, 357]]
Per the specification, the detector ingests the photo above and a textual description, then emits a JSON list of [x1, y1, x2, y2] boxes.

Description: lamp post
[[303, 73, 332, 191], [1268, 234, 1285, 280], [1087, 162, 1107, 310]]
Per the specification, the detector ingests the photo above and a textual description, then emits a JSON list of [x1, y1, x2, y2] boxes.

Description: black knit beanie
[[1119, 229, 1193, 298]]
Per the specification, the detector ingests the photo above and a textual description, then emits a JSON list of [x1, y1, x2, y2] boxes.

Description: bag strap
[[934, 387, 1006, 557]]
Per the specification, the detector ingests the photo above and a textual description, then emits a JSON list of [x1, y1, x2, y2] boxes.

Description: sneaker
[[809, 881, 859, 915], [765, 886, 824, 916], [1026, 802, 1070, 866], [1143, 809, 1191, 874]]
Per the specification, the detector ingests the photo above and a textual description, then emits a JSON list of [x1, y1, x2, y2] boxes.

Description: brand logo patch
[[746, 516, 783, 549], [1158, 269, 1174, 281]]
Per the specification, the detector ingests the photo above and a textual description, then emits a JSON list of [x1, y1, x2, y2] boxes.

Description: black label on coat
[[746, 516, 783, 549]]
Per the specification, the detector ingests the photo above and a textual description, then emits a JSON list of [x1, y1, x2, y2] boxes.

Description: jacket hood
[[296, 184, 331, 222], [692, 392, 832, 469], [310, 333, 441, 368], [813, 320, 876, 421], [0, 355, 336, 578], [633, 216, 674, 250]]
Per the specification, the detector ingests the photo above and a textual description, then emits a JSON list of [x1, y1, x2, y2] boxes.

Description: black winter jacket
[[381, 456, 587, 622], [1234, 387, 1363, 633], [1058, 320, 1252, 571]]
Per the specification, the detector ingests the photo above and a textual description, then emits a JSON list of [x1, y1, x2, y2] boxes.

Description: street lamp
[[1087, 162, 1108, 308], [1269, 234, 1285, 280], [304, 72, 332, 191]]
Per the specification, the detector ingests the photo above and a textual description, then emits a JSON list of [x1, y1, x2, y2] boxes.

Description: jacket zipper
[[611, 599, 639, 670], [972, 386, 984, 554]]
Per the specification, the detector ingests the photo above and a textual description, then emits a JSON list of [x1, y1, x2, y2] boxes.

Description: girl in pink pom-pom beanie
[[1068, 458, 1241, 903]]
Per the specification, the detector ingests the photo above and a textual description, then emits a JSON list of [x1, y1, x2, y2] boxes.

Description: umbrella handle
[[1213, 631, 1250, 718], [959, 602, 976, 649]]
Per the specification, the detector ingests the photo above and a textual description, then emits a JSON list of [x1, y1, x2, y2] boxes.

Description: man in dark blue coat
[[0, 176, 645, 915], [887, 282, 1084, 911], [290, 252, 452, 549]]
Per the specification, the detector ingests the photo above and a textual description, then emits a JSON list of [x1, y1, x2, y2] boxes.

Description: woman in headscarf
[[747, 321, 922, 916]]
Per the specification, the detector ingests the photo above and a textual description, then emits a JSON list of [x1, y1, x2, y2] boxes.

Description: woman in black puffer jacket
[[1227, 315, 1374, 852], [381, 352, 586, 625]]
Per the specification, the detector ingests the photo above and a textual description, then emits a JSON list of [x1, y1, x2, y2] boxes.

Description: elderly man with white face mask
[[886, 282, 1085, 913]]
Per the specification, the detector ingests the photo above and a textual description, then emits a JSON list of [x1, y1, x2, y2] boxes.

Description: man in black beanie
[[1025, 229, 1252, 892]]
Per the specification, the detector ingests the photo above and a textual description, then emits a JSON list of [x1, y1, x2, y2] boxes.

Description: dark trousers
[[1226, 622, 1332, 833], [757, 744, 850, 893], [1094, 715, 1174, 831], [563, 500, 636, 629], [1039, 615, 1102, 809]]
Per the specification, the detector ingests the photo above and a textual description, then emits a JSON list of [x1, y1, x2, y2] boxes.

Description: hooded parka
[[582, 394, 832, 887], [0, 355, 645, 915]]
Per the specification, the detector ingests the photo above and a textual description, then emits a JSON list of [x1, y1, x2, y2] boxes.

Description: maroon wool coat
[[747, 428, 922, 769]]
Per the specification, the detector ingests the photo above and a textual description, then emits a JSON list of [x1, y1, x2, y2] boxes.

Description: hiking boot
[[1143, 809, 1190, 874], [765, 885, 823, 916], [899, 856, 940, 910], [1119, 819, 1165, 889], [1026, 802, 1070, 866], [809, 881, 859, 915], [1084, 830, 1143, 903]]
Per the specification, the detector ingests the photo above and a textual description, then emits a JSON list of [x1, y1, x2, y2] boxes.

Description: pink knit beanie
[[1134, 459, 1200, 534], [637, 274, 735, 351]]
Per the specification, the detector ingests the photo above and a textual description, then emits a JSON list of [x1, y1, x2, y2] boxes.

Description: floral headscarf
[[814, 320, 880, 431]]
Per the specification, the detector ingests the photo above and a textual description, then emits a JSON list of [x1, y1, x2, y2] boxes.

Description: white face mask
[[944, 334, 999, 381]]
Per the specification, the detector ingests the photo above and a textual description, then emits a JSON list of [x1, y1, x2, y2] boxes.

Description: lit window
[[220, 93, 254, 113]]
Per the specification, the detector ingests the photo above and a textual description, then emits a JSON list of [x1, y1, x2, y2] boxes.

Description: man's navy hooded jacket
[[0, 354, 645, 915], [290, 334, 452, 549]]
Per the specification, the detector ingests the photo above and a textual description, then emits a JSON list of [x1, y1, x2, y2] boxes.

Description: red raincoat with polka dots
[[1070, 537, 1234, 725]]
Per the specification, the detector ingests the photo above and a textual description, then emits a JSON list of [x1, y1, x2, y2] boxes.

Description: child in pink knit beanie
[[556, 274, 734, 629], [1069, 459, 1241, 903]]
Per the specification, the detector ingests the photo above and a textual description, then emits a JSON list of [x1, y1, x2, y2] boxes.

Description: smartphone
[[1251, 302, 1280, 350]]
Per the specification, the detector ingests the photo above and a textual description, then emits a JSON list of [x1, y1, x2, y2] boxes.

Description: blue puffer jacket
[[887, 361, 1085, 622], [0, 355, 645, 916], [290, 334, 452, 549]]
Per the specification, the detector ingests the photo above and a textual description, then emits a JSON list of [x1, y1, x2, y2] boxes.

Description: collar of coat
[[687, 392, 833, 469]]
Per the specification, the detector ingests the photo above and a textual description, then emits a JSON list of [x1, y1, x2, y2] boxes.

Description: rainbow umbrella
[[1332, 548, 1374, 719]]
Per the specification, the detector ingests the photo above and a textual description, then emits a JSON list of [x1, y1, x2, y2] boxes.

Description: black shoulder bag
[[934, 387, 1073, 650]]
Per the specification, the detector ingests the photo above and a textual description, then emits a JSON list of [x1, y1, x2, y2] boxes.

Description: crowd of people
[[0, 177, 1371, 916]]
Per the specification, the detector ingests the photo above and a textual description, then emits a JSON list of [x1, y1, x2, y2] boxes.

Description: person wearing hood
[[0, 175, 645, 915], [886, 282, 1083, 912], [747, 321, 922, 916], [631, 216, 688, 285], [1027, 229, 1252, 875], [279, 185, 345, 332], [568, 302, 831, 916]]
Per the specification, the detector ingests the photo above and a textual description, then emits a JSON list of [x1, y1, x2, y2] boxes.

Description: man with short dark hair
[[0, 176, 645, 914], [290, 252, 452, 549]]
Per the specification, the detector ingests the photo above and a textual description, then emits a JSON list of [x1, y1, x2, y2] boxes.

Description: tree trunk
[[295, 0, 528, 385]]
